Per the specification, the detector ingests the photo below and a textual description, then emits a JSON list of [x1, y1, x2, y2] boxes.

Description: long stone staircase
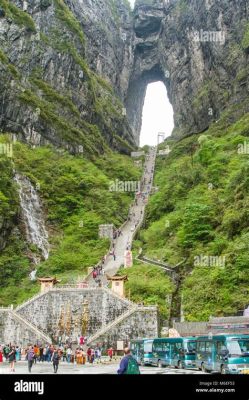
[[0, 148, 159, 345], [86, 146, 158, 284]]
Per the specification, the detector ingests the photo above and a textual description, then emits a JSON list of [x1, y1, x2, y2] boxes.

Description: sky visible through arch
[[128, 0, 174, 146], [140, 82, 174, 147]]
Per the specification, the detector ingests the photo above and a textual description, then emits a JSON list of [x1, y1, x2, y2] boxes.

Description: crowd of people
[[90, 149, 156, 284], [0, 343, 116, 373], [92, 265, 104, 280]]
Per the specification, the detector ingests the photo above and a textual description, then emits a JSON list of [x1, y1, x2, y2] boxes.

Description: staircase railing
[[87, 305, 139, 344], [10, 310, 52, 344], [102, 287, 135, 307], [87, 305, 157, 345], [15, 291, 51, 312]]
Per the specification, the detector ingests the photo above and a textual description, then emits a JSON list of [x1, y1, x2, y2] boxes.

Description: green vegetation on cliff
[[139, 111, 249, 321], [242, 22, 249, 51], [0, 136, 141, 306], [120, 261, 173, 321], [0, 0, 36, 32], [0, 0, 134, 157]]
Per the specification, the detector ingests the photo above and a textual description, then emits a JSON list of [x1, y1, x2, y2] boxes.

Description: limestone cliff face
[[0, 0, 249, 150], [0, 0, 136, 154], [127, 0, 249, 139]]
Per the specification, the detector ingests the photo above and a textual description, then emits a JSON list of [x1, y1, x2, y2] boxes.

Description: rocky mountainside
[[0, 0, 249, 320], [0, 0, 136, 154], [129, 0, 249, 139], [0, 0, 249, 150]]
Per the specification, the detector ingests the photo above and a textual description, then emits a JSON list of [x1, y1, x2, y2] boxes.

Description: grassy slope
[[120, 260, 173, 322], [139, 111, 249, 321], [0, 136, 141, 306]]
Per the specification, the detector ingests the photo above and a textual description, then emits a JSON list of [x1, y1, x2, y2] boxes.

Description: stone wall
[[92, 307, 159, 347], [0, 289, 159, 346], [17, 288, 131, 342], [0, 310, 42, 345]]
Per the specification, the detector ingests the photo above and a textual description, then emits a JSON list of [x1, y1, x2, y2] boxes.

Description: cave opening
[[139, 81, 174, 147]]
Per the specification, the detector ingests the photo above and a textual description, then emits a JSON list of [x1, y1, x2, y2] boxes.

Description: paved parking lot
[[0, 361, 206, 375]]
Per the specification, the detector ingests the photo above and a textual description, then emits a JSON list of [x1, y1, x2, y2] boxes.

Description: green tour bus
[[130, 339, 154, 365], [195, 334, 249, 374], [130, 339, 144, 365], [150, 337, 197, 369]]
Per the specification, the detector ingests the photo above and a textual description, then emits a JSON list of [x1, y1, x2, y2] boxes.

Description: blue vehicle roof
[[195, 334, 249, 341]]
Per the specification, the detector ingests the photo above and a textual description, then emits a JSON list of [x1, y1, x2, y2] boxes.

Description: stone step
[[10, 310, 51, 344], [87, 305, 139, 344]]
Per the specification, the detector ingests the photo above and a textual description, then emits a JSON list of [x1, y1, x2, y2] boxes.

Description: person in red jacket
[[107, 347, 113, 361], [87, 347, 92, 363]]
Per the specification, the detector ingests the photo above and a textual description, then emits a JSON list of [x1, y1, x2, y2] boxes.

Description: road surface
[[0, 361, 207, 375]]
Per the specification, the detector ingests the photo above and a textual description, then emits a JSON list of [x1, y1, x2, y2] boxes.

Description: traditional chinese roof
[[38, 277, 60, 284], [106, 275, 128, 282]]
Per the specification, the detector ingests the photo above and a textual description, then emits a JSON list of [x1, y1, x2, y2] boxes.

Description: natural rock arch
[[125, 1, 170, 145], [125, 0, 249, 145]]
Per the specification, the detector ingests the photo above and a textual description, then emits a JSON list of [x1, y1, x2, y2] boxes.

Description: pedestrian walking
[[94, 348, 99, 362], [27, 346, 35, 373], [92, 270, 97, 280], [87, 347, 91, 363], [66, 347, 72, 363], [39, 346, 43, 362], [117, 347, 140, 375], [42, 347, 47, 362], [82, 349, 86, 365], [8, 346, 16, 373], [97, 347, 102, 363], [76, 348, 83, 365], [62, 347, 67, 362], [51, 348, 60, 373], [107, 347, 113, 361], [15, 346, 21, 362], [90, 348, 95, 363], [3, 344, 10, 361]]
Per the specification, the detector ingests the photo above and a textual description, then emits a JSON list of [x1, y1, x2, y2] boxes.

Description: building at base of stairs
[[0, 288, 158, 347]]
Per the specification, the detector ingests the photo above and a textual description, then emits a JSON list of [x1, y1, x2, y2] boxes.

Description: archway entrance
[[140, 82, 174, 147]]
